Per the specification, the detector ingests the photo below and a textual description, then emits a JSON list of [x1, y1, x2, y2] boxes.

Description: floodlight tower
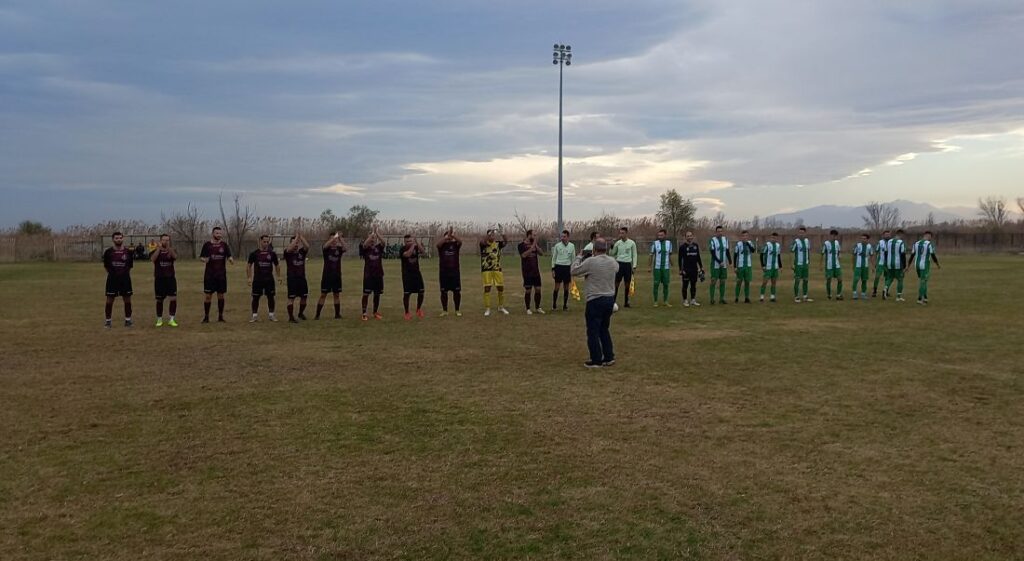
[[552, 44, 572, 234]]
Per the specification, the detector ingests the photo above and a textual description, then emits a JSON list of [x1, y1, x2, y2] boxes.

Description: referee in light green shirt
[[550, 229, 576, 311], [609, 226, 638, 308]]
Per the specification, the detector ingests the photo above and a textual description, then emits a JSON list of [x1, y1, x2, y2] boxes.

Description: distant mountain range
[[764, 200, 980, 228]]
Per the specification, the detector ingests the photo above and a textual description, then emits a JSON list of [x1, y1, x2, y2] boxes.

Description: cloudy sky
[[2, 0, 1023, 227]]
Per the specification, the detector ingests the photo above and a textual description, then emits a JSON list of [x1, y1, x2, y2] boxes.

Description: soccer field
[[1, 255, 1022, 560]]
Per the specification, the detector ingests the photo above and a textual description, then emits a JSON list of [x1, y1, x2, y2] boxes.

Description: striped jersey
[[761, 241, 782, 270], [650, 239, 672, 270], [733, 240, 755, 268], [853, 242, 874, 269], [913, 240, 935, 271], [822, 240, 842, 270], [791, 237, 811, 266], [886, 238, 906, 270], [708, 236, 729, 269], [875, 239, 889, 268]]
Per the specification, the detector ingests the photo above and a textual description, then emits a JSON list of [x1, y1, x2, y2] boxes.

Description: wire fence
[[1, 231, 1021, 263]]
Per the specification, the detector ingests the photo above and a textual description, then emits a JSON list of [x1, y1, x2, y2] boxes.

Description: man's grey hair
[[593, 238, 608, 253]]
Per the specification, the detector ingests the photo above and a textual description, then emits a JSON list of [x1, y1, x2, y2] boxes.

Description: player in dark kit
[[400, 234, 426, 320], [678, 231, 704, 307], [315, 232, 348, 319], [199, 226, 233, 322], [151, 233, 178, 327], [361, 227, 386, 321], [518, 230, 546, 314], [102, 231, 134, 328], [247, 235, 281, 322], [283, 232, 310, 323], [436, 227, 463, 317]]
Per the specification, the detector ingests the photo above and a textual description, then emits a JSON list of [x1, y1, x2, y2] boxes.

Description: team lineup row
[[99, 224, 941, 328]]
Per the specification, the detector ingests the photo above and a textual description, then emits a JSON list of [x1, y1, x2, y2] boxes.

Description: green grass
[[1, 255, 1022, 560]]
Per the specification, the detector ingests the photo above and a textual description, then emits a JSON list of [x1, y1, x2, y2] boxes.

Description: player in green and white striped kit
[[733, 230, 755, 303], [759, 232, 782, 302], [871, 230, 890, 298], [791, 226, 813, 303], [883, 229, 908, 301], [821, 229, 844, 300], [851, 233, 874, 300], [648, 229, 673, 307], [708, 225, 731, 305], [909, 231, 941, 304]]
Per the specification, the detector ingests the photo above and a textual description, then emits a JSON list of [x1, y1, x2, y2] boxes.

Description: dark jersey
[[200, 241, 232, 279], [518, 241, 541, 277], [283, 248, 308, 279], [438, 240, 462, 272], [152, 249, 176, 278], [103, 246, 133, 277], [401, 246, 422, 276], [248, 249, 279, 281], [322, 245, 345, 278], [362, 243, 385, 279], [679, 242, 703, 270]]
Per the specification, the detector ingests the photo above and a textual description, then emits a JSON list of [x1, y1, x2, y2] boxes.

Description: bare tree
[[161, 202, 204, 258], [977, 196, 1009, 231], [219, 192, 258, 256], [862, 201, 901, 231], [712, 211, 727, 227], [1017, 197, 1024, 225]]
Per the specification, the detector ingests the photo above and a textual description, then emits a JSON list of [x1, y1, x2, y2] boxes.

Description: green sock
[[653, 282, 660, 303], [771, 283, 777, 297], [802, 279, 809, 297], [760, 284, 766, 297], [735, 280, 741, 300], [897, 277, 904, 295], [794, 279, 800, 297], [710, 283, 716, 302], [662, 282, 669, 302], [837, 280, 843, 296], [826, 279, 832, 298], [719, 281, 726, 302], [743, 282, 750, 300]]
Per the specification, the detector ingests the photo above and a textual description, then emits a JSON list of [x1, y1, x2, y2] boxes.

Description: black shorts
[[439, 270, 461, 292], [287, 277, 309, 299], [203, 277, 228, 294], [320, 274, 342, 294], [251, 277, 276, 297], [553, 264, 572, 284], [522, 274, 543, 289], [403, 272, 425, 294], [105, 274, 133, 297], [363, 276, 384, 294], [615, 262, 634, 283], [154, 277, 177, 298]]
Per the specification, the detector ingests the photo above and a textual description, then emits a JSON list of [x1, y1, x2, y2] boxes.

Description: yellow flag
[[629, 277, 636, 296], [570, 279, 581, 301]]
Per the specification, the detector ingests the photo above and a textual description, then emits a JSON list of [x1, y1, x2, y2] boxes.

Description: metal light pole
[[552, 44, 572, 234]]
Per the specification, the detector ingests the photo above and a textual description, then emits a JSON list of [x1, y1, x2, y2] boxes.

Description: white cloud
[[308, 183, 366, 196]]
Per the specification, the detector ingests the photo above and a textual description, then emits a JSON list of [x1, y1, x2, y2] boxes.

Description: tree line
[[8, 192, 1024, 252]]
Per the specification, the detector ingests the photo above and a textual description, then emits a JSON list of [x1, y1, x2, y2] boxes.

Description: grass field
[[2, 255, 1023, 560]]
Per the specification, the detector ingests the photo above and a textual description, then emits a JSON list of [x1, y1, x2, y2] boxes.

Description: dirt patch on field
[[631, 328, 741, 342], [775, 318, 848, 330]]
